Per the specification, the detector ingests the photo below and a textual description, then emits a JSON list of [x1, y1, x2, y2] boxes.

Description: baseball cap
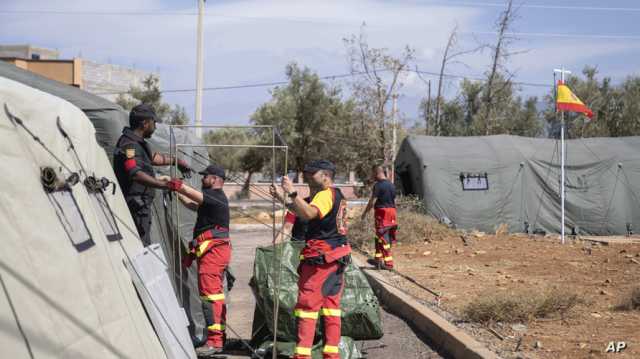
[[303, 160, 336, 174], [198, 164, 226, 180]]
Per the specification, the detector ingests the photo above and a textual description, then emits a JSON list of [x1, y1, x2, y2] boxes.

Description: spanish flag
[[556, 81, 593, 119]]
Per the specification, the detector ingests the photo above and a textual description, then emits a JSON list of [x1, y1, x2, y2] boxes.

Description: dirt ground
[[363, 231, 640, 359]]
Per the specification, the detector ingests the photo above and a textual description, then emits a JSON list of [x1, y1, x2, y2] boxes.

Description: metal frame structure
[[168, 124, 288, 357]]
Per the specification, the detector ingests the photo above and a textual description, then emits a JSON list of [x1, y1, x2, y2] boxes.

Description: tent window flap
[[460, 172, 489, 191], [47, 189, 95, 252]]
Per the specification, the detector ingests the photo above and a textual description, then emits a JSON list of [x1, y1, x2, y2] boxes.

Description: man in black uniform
[[113, 103, 191, 246]]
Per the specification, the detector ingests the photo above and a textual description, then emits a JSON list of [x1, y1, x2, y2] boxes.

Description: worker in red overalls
[[276, 160, 350, 359], [361, 165, 397, 270], [166, 164, 230, 357]]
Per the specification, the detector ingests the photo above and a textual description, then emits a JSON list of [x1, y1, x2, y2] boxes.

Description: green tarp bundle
[[250, 241, 383, 358], [257, 337, 361, 359]]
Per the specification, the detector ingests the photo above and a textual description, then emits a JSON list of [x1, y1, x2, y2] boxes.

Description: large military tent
[[395, 135, 640, 235], [0, 60, 211, 343], [0, 76, 167, 358]]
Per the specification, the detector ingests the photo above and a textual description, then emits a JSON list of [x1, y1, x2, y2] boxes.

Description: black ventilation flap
[[460, 172, 489, 191]]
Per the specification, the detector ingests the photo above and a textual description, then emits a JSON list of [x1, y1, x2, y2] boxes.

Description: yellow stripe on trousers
[[320, 308, 341, 317], [200, 293, 225, 302], [323, 345, 339, 353], [294, 309, 319, 319], [295, 346, 312, 355]]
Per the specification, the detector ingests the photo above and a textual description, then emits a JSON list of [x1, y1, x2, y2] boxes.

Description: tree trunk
[[483, 0, 513, 135], [241, 171, 253, 199]]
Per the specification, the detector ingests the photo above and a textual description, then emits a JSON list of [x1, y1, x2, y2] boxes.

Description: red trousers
[[293, 261, 344, 359], [374, 208, 397, 268], [198, 241, 231, 348]]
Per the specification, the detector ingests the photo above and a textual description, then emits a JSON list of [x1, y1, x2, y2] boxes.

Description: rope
[[501, 165, 523, 228], [600, 168, 621, 233], [270, 133, 287, 359], [531, 139, 560, 230], [3, 105, 75, 174]]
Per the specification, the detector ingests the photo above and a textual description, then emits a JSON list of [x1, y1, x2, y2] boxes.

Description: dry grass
[[462, 288, 583, 324], [615, 287, 640, 311], [349, 196, 458, 252]]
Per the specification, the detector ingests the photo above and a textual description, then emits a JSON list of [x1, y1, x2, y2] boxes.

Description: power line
[[3, 8, 640, 39], [420, 1, 640, 12], [4, 1, 640, 16], [466, 31, 640, 41], [0, 9, 360, 25], [97, 68, 551, 96]]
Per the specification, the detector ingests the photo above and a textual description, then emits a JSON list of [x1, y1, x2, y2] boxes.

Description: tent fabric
[[0, 60, 214, 345], [0, 61, 127, 155], [250, 241, 382, 358], [395, 134, 640, 235], [0, 76, 166, 358]]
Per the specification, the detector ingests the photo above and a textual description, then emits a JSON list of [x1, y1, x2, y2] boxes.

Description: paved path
[[222, 229, 442, 358]]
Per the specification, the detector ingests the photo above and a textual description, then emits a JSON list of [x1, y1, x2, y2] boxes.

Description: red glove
[[167, 178, 183, 191], [177, 159, 192, 178]]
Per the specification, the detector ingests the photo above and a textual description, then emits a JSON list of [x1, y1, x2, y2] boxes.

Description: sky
[[1, 0, 639, 127]]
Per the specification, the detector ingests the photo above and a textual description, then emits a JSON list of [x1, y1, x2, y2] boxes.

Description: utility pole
[[194, 0, 205, 139], [426, 80, 431, 135], [391, 93, 398, 183]]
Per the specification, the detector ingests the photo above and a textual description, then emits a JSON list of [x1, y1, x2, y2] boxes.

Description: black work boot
[[196, 345, 223, 357]]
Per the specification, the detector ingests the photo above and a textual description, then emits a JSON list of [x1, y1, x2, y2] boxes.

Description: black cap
[[198, 164, 226, 180], [303, 160, 336, 174], [129, 103, 157, 128]]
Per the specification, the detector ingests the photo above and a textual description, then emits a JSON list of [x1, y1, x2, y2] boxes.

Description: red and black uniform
[[294, 188, 350, 359], [283, 197, 311, 241], [372, 179, 397, 268], [191, 188, 230, 349], [113, 127, 156, 246]]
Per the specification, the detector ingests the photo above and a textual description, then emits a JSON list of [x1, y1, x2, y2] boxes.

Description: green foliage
[[543, 66, 640, 139], [116, 74, 189, 125], [420, 74, 542, 137], [249, 62, 370, 177], [203, 128, 252, 173]]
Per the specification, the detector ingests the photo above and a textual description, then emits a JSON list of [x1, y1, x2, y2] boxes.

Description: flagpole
[[560, 101, 566, 244], [554, 67, 571, 244]]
